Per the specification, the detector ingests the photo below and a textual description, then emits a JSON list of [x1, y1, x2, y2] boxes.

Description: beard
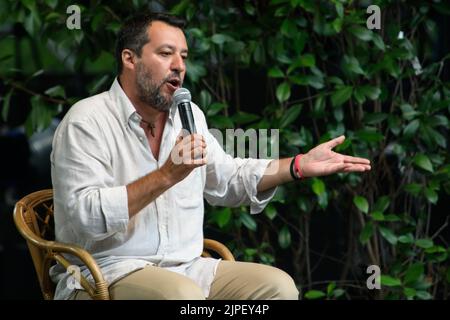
[[135, 62, 173, 112]]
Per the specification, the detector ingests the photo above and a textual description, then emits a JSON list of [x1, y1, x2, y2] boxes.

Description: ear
[[121, 49, 137, 72]]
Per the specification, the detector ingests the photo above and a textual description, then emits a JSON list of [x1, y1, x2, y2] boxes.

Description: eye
[[160, 51, 171, 57], [181, 55, 188, 60]]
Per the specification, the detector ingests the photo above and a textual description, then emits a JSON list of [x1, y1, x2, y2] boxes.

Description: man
[[50, 12, 371, 300]]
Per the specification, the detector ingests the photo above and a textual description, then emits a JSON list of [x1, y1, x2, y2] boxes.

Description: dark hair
[[115, 12, 186, 74]]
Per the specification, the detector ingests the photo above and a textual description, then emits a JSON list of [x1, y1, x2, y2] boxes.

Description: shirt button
[[139, 137, 143, 141]]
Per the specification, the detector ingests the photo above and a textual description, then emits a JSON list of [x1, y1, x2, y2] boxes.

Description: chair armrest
[[13, 207, 109, 299], [203, 238, 235, 261]]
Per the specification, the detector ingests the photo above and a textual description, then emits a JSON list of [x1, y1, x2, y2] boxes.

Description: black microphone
[[174, 88, 196, 135]]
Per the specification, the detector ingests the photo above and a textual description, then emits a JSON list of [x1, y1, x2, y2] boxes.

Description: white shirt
[[50, 79, 277, 299]]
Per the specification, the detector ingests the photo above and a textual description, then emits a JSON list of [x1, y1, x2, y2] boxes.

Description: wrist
[[295, 154, 305, 179], [290, 155, 304, 180], [159, 165, 176, 187]]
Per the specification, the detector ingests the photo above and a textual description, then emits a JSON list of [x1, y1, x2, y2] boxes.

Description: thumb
[[176, 130, 183, 143], [327, 135, 345, 149]]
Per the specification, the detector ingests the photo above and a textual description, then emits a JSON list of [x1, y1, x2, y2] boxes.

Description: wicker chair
[[13, 189, 235, 300]]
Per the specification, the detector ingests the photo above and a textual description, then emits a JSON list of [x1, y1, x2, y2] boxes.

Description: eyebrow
[[156, 44, 188, 54]]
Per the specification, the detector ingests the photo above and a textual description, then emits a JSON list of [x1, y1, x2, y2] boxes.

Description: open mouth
[[166, 78, 181, 90]]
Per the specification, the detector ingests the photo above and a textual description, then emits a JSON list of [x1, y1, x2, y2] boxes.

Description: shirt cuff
[[245, 159, 278, 214], [99, 186, 129, 234]]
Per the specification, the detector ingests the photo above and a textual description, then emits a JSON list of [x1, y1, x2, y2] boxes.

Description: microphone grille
[[173, 88, 191, 105]]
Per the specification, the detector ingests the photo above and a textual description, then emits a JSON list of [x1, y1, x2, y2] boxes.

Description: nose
[[171, 53, 185, 74]]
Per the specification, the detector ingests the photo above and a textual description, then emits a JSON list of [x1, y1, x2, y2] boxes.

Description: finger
[[326, 135, 345, 149], [191, 133, 205, 142], [191, 158, 207, 166], [191, 145, 207, 160], [176, 130, 184, 144], [343, 164, 371, 172], [343, 155, 371, 165], [180, 135, 205, 149]]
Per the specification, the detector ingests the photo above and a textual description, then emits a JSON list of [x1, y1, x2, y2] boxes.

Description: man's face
[[135, 21, 188, 112]]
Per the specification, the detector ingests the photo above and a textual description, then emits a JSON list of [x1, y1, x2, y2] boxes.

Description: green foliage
[[1, 0, 449, 299]]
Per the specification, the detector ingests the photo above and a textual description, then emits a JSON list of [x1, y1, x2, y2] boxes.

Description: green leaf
[[360, 85, 381, 100], [312, 178, 325, 196], [240, 212, 257, 231], [398, 233, 414, 244], [214, 208, 231, 228], [404, 183, 422, 196], [429, 115, 448, 128], [380, 275, 402, 287], [304, 290, 326, 300], [373, 196, 390, 213], [353, 196, 369, 214], [211, 33, 231, 45], [403, 119, 420, 138], [362, 107, 385, 122], [45, 85, 66, 98], [327, 282, 336, 296], [332, 18, 343, 33], [404, 263, 425, 285], [331, 86, 353, 107], [281, 19, 297, 37], [353, 87, 366, 104], [276, 82, 291, 103], [416, 291, 432, 300], [372, 33, 386, 51], [355, 129, 384, 143], [280, 104, 302, 128], [371, 211, 385, 221], [384, 214, 401, 222], [244, 2, 256, 15], [278, 226, 291, 249], [424, 187, 438, 204], [403, 287, 416, 298], [287, 54, 316, 74], [185, 60, 207, 83], [415, 239, 433, 249], [206, 103, 225, 116], [268, 67, 285, 78], [209, 115, 234, 129], [333, 289, 345, 298], [400, 103, 419, 120], [89, 75, 109, 95], [253, 42, 265, 64], [24, 96, 58, 136], [298, 54, 315, 67], [413, 154, 434, 172], [1, 89, 13, 122], [349, 26, 373, 41], [232, 111, 260, 125], [359, 222, 374, 244], [264, 204, 277, 220], [335, 3, 344, 17], [342, 55, 365, 75], [199, 90, 212, 108], [29, 69, 44, 79], [379, 226, 397, 245]]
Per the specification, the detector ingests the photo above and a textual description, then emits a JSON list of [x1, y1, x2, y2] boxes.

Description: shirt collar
[[109, 77, 177, 128]]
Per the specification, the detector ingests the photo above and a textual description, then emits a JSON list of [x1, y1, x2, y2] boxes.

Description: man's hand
[[126, 133, 207, 217], [300, 135, 371, 177], [160, 133, 207, 184]]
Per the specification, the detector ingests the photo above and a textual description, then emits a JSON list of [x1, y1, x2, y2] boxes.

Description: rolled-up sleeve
[[202, 126, 277, 214], [51, 119, 129, 241]]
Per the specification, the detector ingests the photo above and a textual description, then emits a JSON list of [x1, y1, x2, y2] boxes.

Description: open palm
[[301, 135, 371, 178]]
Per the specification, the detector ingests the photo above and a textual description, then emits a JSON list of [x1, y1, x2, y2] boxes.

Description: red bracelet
[[294, 154, 304, 179]]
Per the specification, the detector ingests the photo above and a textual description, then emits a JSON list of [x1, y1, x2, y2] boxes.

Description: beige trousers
[[72, 260, 299, 300]]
